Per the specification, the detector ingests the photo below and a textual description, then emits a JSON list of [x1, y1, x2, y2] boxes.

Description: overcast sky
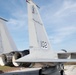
[[0, 0, 76, 52]]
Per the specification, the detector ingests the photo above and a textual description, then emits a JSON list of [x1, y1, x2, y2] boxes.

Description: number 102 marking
[[41, 41, 48, 49]]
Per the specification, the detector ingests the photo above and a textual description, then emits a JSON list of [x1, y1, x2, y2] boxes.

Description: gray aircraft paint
[[0, 18, 18, 54]]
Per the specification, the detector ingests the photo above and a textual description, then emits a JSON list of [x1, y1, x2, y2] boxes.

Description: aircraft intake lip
[[12, 52, 22, 67], [12, 51, 32, 67], [0, 54, 6, 66]]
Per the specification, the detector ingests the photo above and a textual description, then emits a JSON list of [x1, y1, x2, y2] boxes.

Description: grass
[[0, 66, 20, 72], [0, 66, 11, 71]]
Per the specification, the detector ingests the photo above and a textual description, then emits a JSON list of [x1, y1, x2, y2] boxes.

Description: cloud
[[7, 11, 27, 30], [3, 0, 28, 31], [39, 0, 76, 46], [1, 0, 29, 50], [54, 0, 76, 18], [40, 0, 76, 25], [6, 11, 29, 50], [50, 26, 76, 44]]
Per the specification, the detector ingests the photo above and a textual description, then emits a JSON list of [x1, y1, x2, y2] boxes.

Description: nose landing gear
[[39, 66, 59, 75], [60, 70, 64, 75]]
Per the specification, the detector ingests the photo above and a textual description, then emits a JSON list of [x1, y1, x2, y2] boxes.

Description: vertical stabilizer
[[15, 0, 56, 62], [27, 0, 53, 52], [0, 18, 17, 54]]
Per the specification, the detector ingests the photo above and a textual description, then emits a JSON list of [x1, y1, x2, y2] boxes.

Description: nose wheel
[[39, 69, 42, 75], [39, 66, 58, 75], [60, 70, 64, 75]]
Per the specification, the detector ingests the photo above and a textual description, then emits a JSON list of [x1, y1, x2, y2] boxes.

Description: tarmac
[[64, 65, 76, 75], [0, 68, 40, 75], [0, 65, 76, 75], [0, 67, 61, 75]]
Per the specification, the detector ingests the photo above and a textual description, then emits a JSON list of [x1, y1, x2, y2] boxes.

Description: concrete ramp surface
[[0, 68, 40, 75], [65, 65, 76, 75]]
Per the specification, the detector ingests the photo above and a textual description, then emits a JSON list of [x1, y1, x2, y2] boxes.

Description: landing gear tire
[[39, 69, 45, 75], [60, 70, 64, 75], [39, 69, 42, 75]]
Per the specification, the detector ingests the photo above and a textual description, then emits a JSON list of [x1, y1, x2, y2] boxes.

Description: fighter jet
[[15, 0, 76, 75], [0, 18, 31, 67], [0, 0, 76, 75]]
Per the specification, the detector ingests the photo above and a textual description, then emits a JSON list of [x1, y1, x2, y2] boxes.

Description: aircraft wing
[[15, 54, 76, 63], [57, 52, 76, 59]]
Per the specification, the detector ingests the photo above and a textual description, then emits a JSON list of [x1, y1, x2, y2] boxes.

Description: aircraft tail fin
[[27, 0, 53, 53], [0, 18, 17, 54]]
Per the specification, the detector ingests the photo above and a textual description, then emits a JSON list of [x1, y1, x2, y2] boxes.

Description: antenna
[[26, 0, 40, 9], [0, 17, 8, 22]]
